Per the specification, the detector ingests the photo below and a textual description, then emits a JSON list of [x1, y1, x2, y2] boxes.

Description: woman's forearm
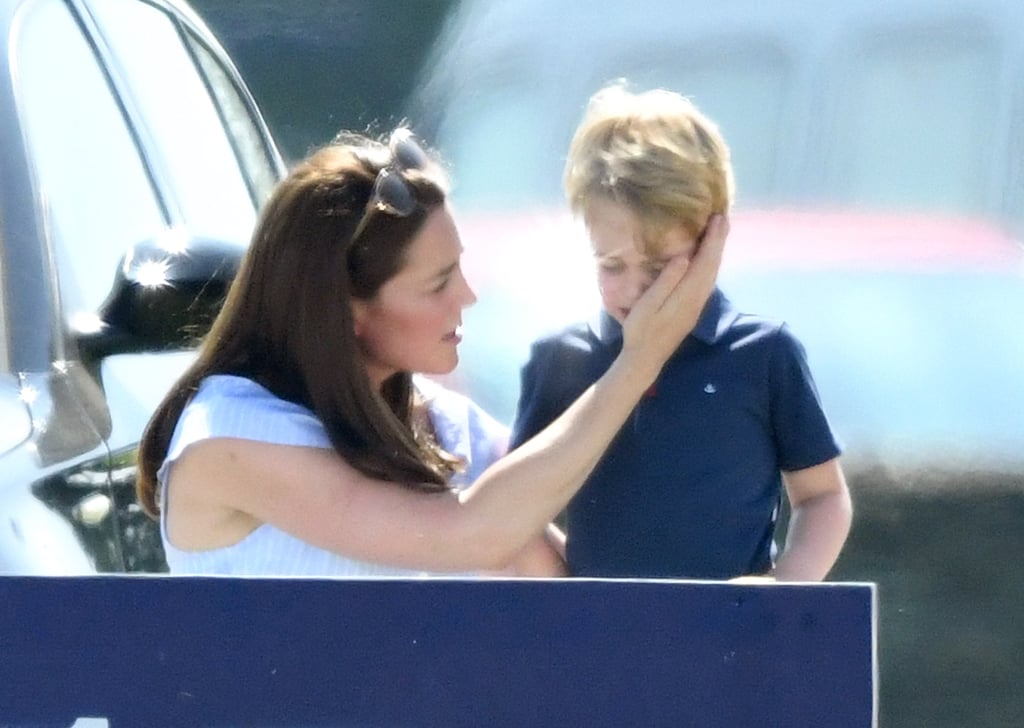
[[502, 529, 568, 577], [457, 356, 658, 566]]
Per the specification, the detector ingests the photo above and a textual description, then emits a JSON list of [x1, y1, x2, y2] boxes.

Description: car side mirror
[[76, 229, 245, 360]]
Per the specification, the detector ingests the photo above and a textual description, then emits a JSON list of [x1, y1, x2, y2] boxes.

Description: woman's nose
[[458, 270, 478, 307]]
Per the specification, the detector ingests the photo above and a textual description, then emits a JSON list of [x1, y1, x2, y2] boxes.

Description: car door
[[1, 0, 283, 573]]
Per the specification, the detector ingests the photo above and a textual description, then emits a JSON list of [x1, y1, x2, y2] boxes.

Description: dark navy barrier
[[0, 577, 876, 727]]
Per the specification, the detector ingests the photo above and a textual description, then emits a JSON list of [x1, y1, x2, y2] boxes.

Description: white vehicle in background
[[409, 2, 1024, 726], [412, 0, 1024, 472], [0, 0, 284, 574]]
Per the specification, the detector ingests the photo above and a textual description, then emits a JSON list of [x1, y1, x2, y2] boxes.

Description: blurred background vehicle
[[410, 0, 1024, 464], [402, 0, 1024, 725], [0, 0, 283, 574]]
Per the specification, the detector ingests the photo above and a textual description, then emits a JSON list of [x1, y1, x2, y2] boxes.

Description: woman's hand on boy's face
[[620, 213, 728, 363], [587, 197, 705, 325]]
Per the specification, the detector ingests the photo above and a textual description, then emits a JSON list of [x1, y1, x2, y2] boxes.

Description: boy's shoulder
[[714, 293, 796, 346], [530, 319, 598, 352], [521, 317, 611, 390], [714, 298, 815, 369], [730, 310, 788, 337]]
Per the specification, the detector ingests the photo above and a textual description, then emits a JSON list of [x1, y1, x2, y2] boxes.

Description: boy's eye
[[598, 260, 625, 273], [432, 276, 451, 293], [644, 261, 667, 277]]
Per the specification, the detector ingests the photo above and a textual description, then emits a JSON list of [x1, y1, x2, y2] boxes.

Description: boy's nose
[[628, 269, 655, 299]]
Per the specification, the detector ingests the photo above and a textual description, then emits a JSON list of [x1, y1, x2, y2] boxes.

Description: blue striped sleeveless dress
[[157, 374, 508, 576]]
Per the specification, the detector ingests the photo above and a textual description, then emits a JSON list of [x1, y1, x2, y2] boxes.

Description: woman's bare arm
[[495, 529, 567, 577]]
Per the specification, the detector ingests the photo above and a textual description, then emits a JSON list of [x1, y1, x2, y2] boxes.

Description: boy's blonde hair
[[564, 81, 734, 251]]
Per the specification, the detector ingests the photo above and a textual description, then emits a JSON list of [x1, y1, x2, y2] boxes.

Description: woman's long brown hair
[[136, 134, 459, 517]]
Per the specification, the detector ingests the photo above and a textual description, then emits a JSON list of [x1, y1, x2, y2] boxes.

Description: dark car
[[0, 0, 284, 574]]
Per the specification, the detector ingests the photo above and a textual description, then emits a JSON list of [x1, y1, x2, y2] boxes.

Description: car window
[[434, 42, 790, 212], [14, 0, 165, 324], [421, 2, 1024, 237], [588, 41, 791, 206], [0, 224, 8, 371], [186, 30, 280, 206], [15, 0, 276, 330], [437, 85, 556, 210], [1012, 73, 1024, 232], [829, 20, 1003, 218], [85, 0, 259, 241]]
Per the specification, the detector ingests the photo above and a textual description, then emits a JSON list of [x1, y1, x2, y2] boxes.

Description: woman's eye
[[598, 261, 625, 274]]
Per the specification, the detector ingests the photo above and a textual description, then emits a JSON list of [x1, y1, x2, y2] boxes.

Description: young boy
[[509, 83, 852, 581]]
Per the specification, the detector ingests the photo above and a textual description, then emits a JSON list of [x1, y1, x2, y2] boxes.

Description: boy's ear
[[698, 220, 712, 245]]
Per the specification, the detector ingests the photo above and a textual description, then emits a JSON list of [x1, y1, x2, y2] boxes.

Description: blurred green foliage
[[191, 0, 456, 163], [829, 473, 1024, 726]]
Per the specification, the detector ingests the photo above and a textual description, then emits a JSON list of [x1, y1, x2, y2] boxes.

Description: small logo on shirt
[[703, 382, 718, 394]]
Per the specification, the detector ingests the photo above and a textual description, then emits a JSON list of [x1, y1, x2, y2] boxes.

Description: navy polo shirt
[[509, 288, 842, 579]]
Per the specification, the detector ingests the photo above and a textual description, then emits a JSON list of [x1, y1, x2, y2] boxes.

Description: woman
[[136, 127, 727, 576]]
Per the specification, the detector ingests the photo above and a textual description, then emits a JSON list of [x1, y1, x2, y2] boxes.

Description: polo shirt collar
[[588, 287, 736, 347]]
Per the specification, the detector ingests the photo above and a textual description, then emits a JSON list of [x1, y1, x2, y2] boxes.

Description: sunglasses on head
[[352, 128, 429, 240]]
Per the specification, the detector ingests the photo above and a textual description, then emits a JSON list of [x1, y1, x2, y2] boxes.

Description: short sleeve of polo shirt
[[510, 332, 597, 451], [510, 341, 557, 450], [769, 323, 843, 471]]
